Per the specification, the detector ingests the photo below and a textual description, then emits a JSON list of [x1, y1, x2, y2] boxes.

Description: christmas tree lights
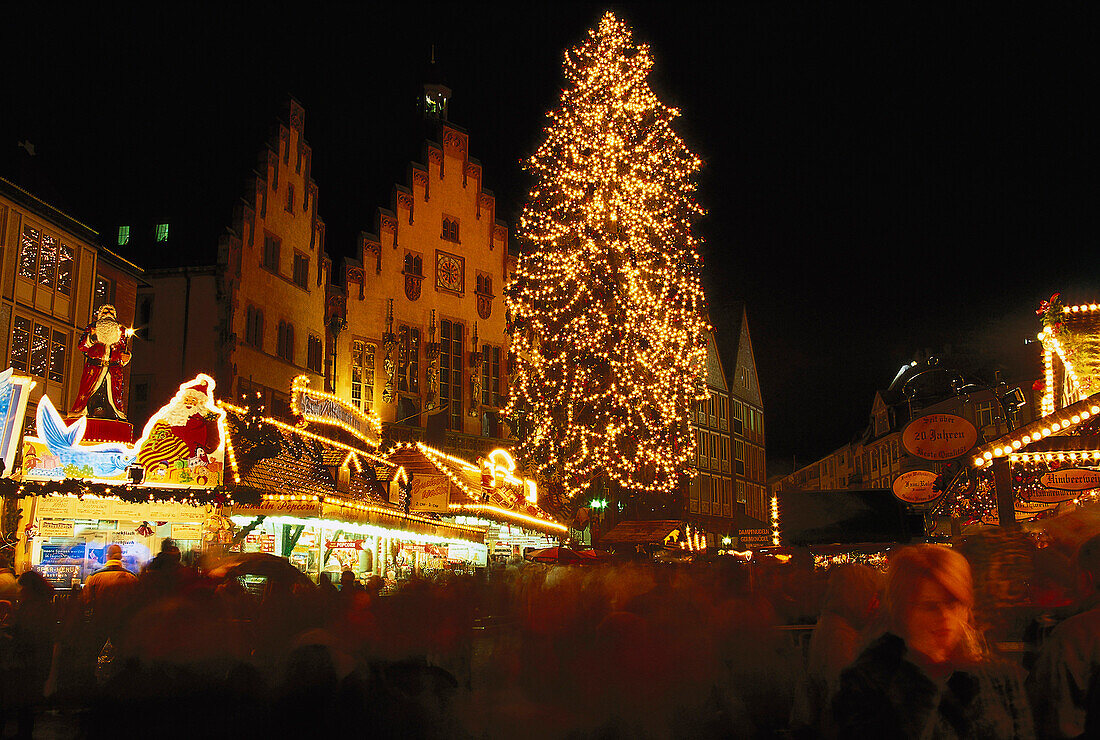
[[505, 12, 708, 505]]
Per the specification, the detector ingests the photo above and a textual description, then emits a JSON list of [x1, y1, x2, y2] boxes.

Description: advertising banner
[[0, 368, 33, 478], [39, 519, 75, 538], [171, 522, 203, 540]]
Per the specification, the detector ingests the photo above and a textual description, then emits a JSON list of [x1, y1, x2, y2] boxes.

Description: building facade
[[129, 99, 330, 426], [0, 177, 142, 420], [726, 305, 769, 546], [772, 357, 1036, 499], [332, 87, 513, 459], [684, 325, 735, 545]]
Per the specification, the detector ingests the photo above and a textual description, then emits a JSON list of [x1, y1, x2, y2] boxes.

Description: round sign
[[1023, 488, 1079, 504], [892, 470, 941, 504], [1040, 468, 1100, 492], [902, 414, 978, 461]]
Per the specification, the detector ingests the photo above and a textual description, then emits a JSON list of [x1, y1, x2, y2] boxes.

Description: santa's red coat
[[69, 324, 131, 418]]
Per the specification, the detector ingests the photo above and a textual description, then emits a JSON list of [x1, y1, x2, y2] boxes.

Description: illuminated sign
[[0, 368, 33, 478], [290, 375, 381, 447], [891, 470, 940, 504], [1040, 468, 1100, 492], [1022, 488, 1079, 504], [902, 414, 978, 461], [23, 374, 226, 488]]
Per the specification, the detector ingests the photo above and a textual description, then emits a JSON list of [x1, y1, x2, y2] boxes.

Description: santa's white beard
[[95, 319, 122, 346], [160, 394, 211, 426]]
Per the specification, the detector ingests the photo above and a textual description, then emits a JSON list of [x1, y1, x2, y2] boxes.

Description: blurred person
[[1028, 532, 1100, 739], [833, 545, 1033, 738], [84, 544, 138, 612], [339, 569, 361, 592], [7, 571, 56, 739], [0, 599, 13, 735], [0, 564, 16, 598], [792, 564, 883, 738]]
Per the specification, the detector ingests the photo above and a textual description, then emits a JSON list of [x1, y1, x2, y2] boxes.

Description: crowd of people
[[0, 531, 1099, 738]]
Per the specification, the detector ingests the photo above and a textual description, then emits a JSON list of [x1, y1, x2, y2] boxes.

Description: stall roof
[[383, 443, 568, 536], [222, 408, 483, 542], [600, 520, 683, 545]]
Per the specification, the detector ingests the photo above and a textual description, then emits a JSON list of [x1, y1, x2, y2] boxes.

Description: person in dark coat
[[833, 544, 1034, 739], [1027, 532, 1100, 739]]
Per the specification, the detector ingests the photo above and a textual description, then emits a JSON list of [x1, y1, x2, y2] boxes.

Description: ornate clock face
[[436, 253, 463, 292]]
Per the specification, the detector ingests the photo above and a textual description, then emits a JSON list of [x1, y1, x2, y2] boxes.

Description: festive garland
[[0, 477, 258, 506]]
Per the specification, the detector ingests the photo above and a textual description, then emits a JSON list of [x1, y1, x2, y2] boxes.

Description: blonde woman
[[833, 545, 1033, 739]]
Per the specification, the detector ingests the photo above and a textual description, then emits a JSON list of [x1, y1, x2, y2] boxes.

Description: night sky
[[3, 3, 1097, 473]]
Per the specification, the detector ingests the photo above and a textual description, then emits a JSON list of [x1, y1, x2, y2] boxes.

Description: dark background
[[3, 3, 1097, 472], [774, 490, 925, 545]]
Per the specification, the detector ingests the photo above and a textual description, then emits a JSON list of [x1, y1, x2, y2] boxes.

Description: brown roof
[[600, 520, 683, 545]]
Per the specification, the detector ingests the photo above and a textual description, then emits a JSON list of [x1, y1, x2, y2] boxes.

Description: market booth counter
[[17, 489, 211, 588]]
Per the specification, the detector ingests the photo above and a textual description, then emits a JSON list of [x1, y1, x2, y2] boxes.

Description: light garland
[[386, 442, 565, 533], [289, 375, 382, 446], [446, 503, 569, 533], [222, 401, 392, 467], [770, 494, 780, 546], [504, 12, 708, 501], [971, 398, 1100, 468], [231, 513, 485, 547], [1038, 301, 1099, 415]]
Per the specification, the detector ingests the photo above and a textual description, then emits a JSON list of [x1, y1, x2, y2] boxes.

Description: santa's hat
[[184, 380, 210, 396]]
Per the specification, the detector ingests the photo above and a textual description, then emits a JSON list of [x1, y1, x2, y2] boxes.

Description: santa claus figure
[[137, 379, 222, 479], [70, 304, 132, 419]]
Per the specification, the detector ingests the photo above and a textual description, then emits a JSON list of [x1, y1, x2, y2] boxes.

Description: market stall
[[946, 298, 1100, 527], [383, 443, 567, 563], [221, 388, 489, 583], [5, 372, 236, 585]]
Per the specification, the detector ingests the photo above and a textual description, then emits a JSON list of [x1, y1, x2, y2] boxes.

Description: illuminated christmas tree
[[505, 12, 709, 513]]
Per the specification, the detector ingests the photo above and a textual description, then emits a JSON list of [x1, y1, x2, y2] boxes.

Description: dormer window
[[117, 225, 130, 246], [442, 216, 459, 243], [155, 223, 169, 242]]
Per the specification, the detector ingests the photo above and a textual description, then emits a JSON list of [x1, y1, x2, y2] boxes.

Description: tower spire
[[422, 45, 450, 122]]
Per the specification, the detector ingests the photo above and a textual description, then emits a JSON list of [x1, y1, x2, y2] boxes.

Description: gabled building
[[129, 99, 331, 427], [726, 304, 769, 547], [681, 303, 768, 548], [331, 82, 513, 460], [685, 323, 734, 542]]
